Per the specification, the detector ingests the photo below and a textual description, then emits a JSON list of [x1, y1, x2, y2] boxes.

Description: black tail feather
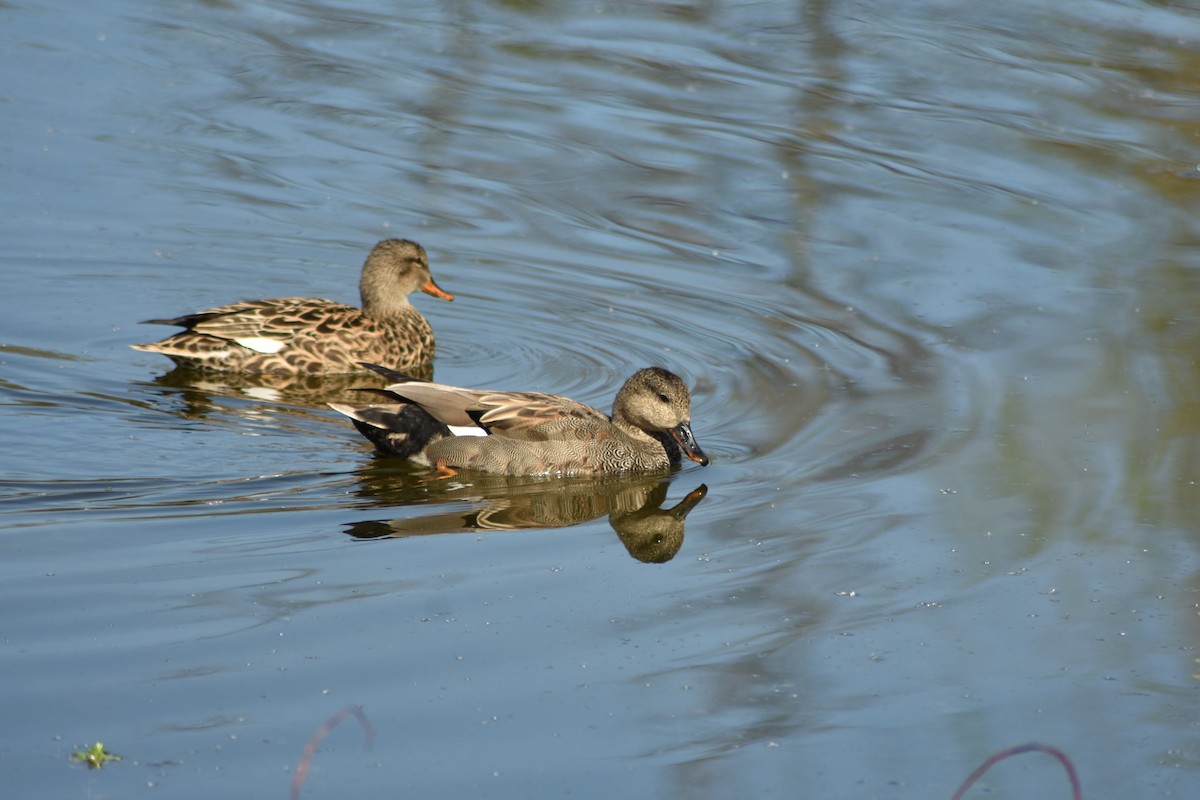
[[357, 362, 419, 384]]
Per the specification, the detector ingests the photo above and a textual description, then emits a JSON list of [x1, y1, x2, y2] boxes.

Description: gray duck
[[330, 364, 710, 477]]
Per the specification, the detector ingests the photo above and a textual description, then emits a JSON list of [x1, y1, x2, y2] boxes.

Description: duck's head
[[361, 239, 454, 310], [615, 367, 709, 466]]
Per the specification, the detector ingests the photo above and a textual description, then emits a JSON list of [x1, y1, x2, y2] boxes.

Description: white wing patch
[[448, 425, 488, 437], [234, 337, 288, 354], [242, 386, 283, 402]]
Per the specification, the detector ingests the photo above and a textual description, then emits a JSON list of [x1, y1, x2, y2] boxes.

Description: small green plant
[[71, 742, 122, 769]]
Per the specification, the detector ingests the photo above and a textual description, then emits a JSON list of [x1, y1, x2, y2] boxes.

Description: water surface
[[3, 1, 1200, 798]]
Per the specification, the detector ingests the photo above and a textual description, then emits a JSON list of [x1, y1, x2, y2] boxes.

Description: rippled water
[[3, 1, 1200, 798]]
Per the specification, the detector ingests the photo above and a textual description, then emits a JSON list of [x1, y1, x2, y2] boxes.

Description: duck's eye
[[657, 392, 670, 403]]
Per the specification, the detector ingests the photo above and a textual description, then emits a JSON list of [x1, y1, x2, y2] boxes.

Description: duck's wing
[[141, 297, 326, 327], [381, 381, 608, 438], [146, 297, 359, 354]]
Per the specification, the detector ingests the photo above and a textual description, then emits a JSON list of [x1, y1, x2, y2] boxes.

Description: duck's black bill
[[670, 422, 710, 466]]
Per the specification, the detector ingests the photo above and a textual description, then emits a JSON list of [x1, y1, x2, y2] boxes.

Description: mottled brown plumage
[[131, 239, 452, 373], [329, 364, 710, 477]]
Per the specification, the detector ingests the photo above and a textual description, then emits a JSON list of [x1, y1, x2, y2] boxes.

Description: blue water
[[3, 1, 1200, 798]]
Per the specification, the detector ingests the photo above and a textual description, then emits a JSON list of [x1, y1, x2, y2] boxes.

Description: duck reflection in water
[[144, 362, 434, 418], [343, 468, 708, 564]]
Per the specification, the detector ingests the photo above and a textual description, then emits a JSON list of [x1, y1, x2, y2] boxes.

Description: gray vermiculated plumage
[[329, 366, 710, 477]]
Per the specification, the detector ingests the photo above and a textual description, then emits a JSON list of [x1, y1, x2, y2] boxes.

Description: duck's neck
[[361, 281, 413, 320], [612, 417, 664, 450]]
